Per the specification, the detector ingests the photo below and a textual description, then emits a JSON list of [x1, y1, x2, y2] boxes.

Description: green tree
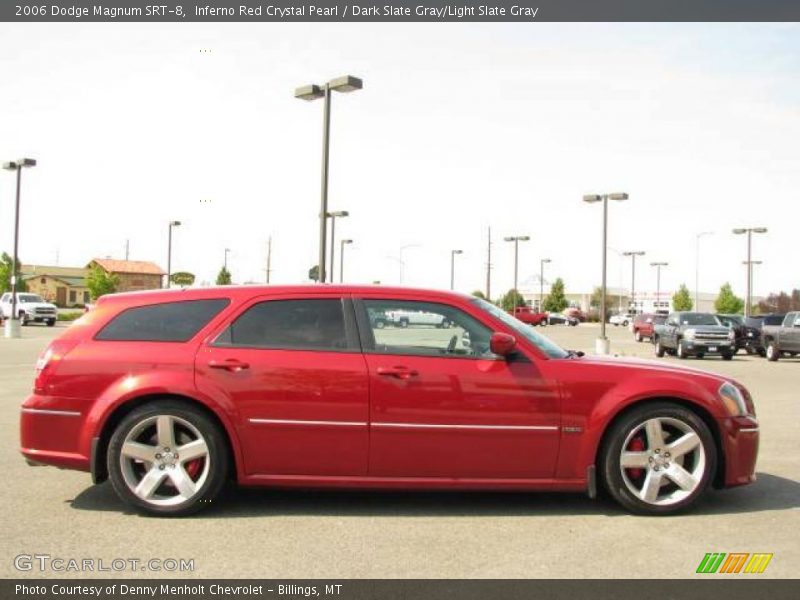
[[714, 282, 744, 314], [308, 265, 320, 282], [672, 284, 693, 311], [589, 286, 623, 320], [0, 252, 27, 293], [542, 278, 569, 313], [170, 271, 195, 286], [498, 288, 525, 312], [471, 290, 487, 300], [216, 266, 232, 285], [87, 265, 119, 300]]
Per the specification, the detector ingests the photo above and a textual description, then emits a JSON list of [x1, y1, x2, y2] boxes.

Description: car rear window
[[96, 299, 230, 342]]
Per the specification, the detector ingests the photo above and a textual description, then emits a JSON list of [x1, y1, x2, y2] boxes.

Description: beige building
[[21, 265, 90, 308], [86, 259, 165, 293]]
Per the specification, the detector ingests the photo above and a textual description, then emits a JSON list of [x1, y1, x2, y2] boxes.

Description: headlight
[[719, 382, 748, 416], [684, 328, 696, 340], [728, 330, 736, 341]]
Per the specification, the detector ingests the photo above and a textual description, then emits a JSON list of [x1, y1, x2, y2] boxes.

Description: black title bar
[[3, 1, 800, 22]]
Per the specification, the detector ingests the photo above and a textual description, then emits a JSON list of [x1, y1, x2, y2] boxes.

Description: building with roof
[[86, 259, 165, 293], [20, 264, 90, 307]]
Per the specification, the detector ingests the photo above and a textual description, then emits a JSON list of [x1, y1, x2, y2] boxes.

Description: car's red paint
[[20, 285, 758, 497], [511, 305, 548, 326]]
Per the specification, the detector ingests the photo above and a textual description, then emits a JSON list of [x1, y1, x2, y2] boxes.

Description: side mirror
[[490, 332, 517, 357]]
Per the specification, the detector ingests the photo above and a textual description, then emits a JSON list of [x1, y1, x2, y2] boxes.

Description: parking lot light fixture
[[340, 239, 353, 283], [583, 192, 628, 354], [733, 227, 768, 317], [3, 158, 37, 339], [224, 248, 231, 270], [504, 236, 530, 309], [622, 251, 646, 313], [539, 258, 551, 311], [295, 75, 363, 283], [450, 250, 463, 290], [327, 210, 349, 282], [650, 262, 668, 312], [166, 220, 181, 289]]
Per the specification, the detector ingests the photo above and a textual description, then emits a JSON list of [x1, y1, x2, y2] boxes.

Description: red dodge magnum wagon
[[20, 285, 759, 516]]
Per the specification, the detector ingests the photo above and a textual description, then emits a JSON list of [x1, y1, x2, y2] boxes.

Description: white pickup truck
[[385, 309, 452, 329], [0, 292, 58, 326]]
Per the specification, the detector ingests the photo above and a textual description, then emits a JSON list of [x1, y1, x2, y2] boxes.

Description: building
[[86, 259, 165, 293], [20, 264, 90, 308]]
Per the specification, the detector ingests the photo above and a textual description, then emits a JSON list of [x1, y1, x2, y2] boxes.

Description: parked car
[[565, 307, 586, 322], [385, 309, 451, 328], [609, 312, 636, 327], [653, 312, 735, 360], [761, 311, 800, 361], [21, 285, 758, 517], [741, 314, 784, 357], [716, 314, 762, 355], [0, 292, 57, 326], [632, 313, 666, 342], [511, 305, 548, 326], [547, 313, 578, 326]]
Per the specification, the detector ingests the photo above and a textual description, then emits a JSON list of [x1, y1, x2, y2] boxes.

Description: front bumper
[[721, 416, 759, 487], [679, 339, 733, 354]]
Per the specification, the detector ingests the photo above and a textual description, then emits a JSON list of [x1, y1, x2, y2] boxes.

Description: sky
[[0, 22, 797, 300]]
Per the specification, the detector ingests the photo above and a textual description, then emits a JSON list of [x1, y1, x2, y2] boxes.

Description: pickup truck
[[0, 292, 58, 326], [653, 311, 735, 360], [761, 311, 800, 361], [385, 309, 452, 329], [633, 313, 666, 342], [511, 305, 548, 326]]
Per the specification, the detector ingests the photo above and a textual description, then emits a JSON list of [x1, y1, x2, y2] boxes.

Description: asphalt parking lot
[[1, 323, 798, 579]]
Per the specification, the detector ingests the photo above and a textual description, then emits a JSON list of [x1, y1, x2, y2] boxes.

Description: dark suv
[[716, 314, 762, 356], [654, 312, 735, 360]]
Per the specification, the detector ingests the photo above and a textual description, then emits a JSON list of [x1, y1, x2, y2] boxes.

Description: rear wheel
[[601, 403, 715, 515], [107, 401, 228, 516], [635, 330, 643, 343]]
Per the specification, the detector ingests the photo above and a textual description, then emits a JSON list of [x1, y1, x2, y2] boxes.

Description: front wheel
[[107, 401, 229, 516], [654, 338, 665, 358], [721, 351, 733, 361], [46, 319, 56, 327], [676, 342, 686, 359], [766, 342, 779, 362], [600, 403, 716, 515], [635, 330, 643, 343]]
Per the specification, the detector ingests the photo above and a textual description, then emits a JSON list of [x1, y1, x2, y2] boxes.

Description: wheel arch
[[594, 396, 726, 490], [91, 393, 241, 485]]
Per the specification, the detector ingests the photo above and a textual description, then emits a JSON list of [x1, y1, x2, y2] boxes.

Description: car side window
[[214, 298, 351, 351], [359, 299, 495, 359], [96, 299, 230, 342]]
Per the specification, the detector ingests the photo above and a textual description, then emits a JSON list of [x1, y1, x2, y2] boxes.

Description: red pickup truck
[[511, 305, 548, 326]]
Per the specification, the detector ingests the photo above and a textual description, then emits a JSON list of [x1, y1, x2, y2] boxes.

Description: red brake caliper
[[627, 436, 645, 479], [184, 458, 203, 479]]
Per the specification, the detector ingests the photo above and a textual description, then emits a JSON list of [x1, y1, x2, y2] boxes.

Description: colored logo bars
[[696, 553, 773, 574]]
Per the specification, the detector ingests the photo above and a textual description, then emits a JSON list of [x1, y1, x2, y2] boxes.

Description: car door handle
[[376, 366, 418, 379], [208, 359, 250, 372]]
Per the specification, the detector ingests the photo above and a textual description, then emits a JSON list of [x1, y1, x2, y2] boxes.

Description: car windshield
[[470, 297, 568, 359], [718, 315, 743, 326], [679, 313, 720, 326], [18, 294, 45, 303], [763, 315, 786, 326]]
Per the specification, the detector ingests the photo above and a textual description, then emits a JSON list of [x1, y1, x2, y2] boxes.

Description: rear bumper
[[19, 399, 90, 472], [721, 416, 759, 487]]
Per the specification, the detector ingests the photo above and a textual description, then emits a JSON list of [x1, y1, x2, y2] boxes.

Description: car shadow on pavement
[[68, 472, 799, 519]]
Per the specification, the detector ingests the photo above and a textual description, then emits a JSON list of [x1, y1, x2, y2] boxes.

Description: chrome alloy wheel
[[619, 417, 706, 506], [119, 415, 211, 506]]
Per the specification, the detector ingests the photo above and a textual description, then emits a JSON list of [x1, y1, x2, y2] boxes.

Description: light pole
[[504, 235, 530, 309], [622, 251, 646, 313], [397, 244, 420, 284], [650, 262, 668, 312], [295, 75, 363, 283], [166, 220, 181, 289], [327, 210, 349, 282], [695, 231, 713, 310], [3, 158, 36, 339], [733, 227, 768, 317], [224, 248, 231, 270], [340, 239, 353, 283], [450, 250, 463, 290], [583, 192, 629, 354], [742, 260, 763, 315], [539, 258, 551, 311]]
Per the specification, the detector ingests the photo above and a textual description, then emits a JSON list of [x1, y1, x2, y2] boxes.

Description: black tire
[[635, 330, 643, 343], [46, 319, 56, 327], [19, 312, 28, 326], [757, 348, 766, 358], [676, 342, 687, 359], [654, 338, 665, 358], [398, 319, 409, 329], [107, 400, 229, 517], [766, 341, 779, 362], [622, 320, 629, 327], [374, 320, 385, 329], [721, 351, 733, 361], [600, 402, 716, 515], [441, 319, 451, 329], [696, 353, 705, 359]]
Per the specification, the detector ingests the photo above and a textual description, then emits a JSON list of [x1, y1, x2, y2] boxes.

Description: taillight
[[33, 339, 78, 394]]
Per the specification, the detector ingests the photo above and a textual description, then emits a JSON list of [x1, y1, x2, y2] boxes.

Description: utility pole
[[486, 226, 492, 300], [125, 239, 130, 261], [266, 236, 272, 284]]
